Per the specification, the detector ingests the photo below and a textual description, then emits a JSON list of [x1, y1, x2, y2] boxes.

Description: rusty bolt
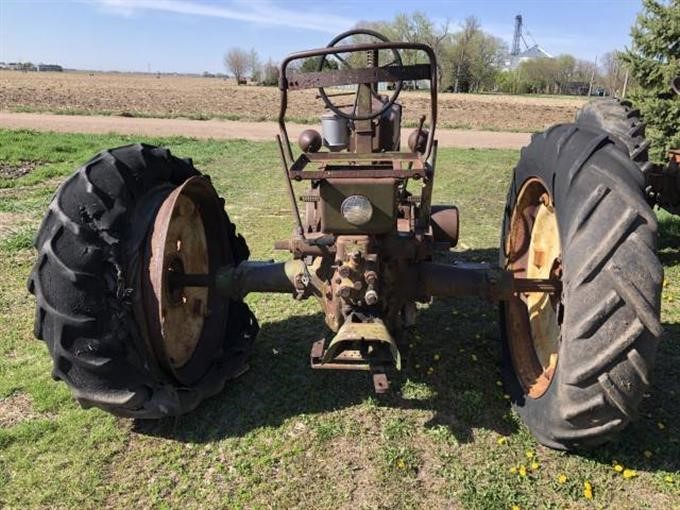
[[364, 271, 378, 285], [365, 289, 378, 305], [336, 286, 352, 299]]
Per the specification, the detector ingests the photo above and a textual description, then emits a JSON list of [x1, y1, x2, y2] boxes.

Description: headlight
[[341, 195, 373, 226]]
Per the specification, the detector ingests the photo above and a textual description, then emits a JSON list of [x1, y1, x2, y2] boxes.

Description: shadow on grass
[[658, 213, 680, 266], [134, 247, 679, 473], [135, 248, 515, 445]]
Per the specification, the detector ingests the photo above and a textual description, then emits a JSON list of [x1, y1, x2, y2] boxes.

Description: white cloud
[[96, 0, 356, 33]]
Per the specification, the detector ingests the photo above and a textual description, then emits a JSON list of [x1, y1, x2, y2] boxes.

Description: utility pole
[[621, 69, 629, 98]]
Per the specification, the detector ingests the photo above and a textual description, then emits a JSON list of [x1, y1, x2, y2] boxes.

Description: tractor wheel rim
[[145, 177, 212, 370], [505, 178, 562, 398]]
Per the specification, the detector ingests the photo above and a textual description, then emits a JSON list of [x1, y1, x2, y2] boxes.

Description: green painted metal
[[320, 178, 397, 234]]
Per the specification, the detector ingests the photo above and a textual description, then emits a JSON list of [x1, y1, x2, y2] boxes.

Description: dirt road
[[0, 112, 531, 150]]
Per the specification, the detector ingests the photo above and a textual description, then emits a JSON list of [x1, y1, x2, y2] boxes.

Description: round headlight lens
[[341, 195, 373, 226]]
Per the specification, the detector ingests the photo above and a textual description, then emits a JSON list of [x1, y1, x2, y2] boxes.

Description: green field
[[0, 130, 678, 509]]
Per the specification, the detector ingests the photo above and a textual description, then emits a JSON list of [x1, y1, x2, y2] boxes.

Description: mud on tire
[[28, 144, 258, 418], [500, 124, 663, 450]]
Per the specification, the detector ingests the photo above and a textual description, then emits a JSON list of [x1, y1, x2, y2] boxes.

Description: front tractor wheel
[[500, 125, 663, 450], [28, 144, 258, 418]]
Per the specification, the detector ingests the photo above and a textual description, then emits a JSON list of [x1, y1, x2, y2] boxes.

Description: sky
[[0, 0, 644, 74]]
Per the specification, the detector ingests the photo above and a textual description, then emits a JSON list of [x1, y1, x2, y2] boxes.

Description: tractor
[[28, 30, 665, 450]]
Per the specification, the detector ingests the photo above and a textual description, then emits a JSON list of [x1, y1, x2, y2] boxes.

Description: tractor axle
[[167, 260, 561, 302]]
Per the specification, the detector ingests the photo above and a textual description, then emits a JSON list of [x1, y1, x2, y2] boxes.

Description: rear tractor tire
[[500, 124, 663, 450], [28, 144, 258, 418], [575, 97, 653, 174]]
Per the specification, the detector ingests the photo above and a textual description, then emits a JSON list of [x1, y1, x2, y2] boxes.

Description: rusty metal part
[[646, 151, 680, 215], [215, 259, 316, 299], [298, 129, 322, 153], [408, 128, 429, 153], [291, 167, 425, 181], [288, 64, 430, 91], [278, 39, 437, 162], [669, 149, 680, 164], [310, 319, 400, 373], [277, 134, 305, 239], [146, 183, 209, 370], [372, 372, 389, 393], [288, 150, 427, 180], [314, 30, 404, 123], [274, 236, 336, 258], [430, 205, 459, 246], [417, 140, 437, 231], [504, 178, 563, 399], [141, 176, 231, 384]]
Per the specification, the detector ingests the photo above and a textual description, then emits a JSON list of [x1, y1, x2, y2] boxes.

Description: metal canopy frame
[[277, 41, 438, 174]]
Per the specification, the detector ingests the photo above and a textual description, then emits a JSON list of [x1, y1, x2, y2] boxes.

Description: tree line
[[222, 11, 632, 97]]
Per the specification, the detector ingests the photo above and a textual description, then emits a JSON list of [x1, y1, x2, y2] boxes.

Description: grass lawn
[[0, 129, 678, 509]]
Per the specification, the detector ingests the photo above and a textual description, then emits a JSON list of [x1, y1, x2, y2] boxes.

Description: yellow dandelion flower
[[583, 480, 593, 500], [622, 469, 637, 479], [509, 466, 517, 474], [433, 353, 441, 361], [664, 475, 674, 484], [613, 464, 624, 473], [657, 421, 666, 430], [530, 461, 540, 471], [396, 458, 406, 469], [557, 473, 567, 484], [497, 437, 508, 446], [511, 505, 520, 510], [525, 450, 534, 459], [643, 450, 653, 459], [518, 465, 527, 477]]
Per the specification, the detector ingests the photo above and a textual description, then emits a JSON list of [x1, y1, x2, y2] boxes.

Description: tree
[[621, 0, 680, 161], [299, 56, 339, 73], [224, 48, 250, 84], [600, 51, 626, 96], [356, 11, 450, 86], [249, 48, 261, 82], [260, 58, 279, 86], [444, 17, 506, 93], [356, 12, 503, 93]]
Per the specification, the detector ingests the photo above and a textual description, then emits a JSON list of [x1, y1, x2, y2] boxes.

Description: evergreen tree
[[622, 0, 680, 161]]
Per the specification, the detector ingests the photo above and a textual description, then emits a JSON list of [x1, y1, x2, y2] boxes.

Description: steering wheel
[[317, 29, 404, 121]]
